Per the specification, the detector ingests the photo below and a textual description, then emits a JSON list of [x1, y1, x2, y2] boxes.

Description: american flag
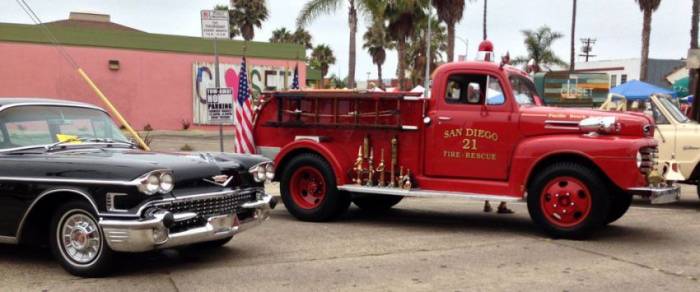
[[291, 64, 300, 90], [234, 57, 255, 154]]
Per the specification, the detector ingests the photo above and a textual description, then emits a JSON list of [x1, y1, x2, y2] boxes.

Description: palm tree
[[269, 28, 294, 43], [363, 22, 393, 89], [635, 0, 662, 81], [230, 0, 268, 41], [431, 0, 468, 62], [270, 27, 313, 51], [310, 44, 336, 88], [292, 28, 314, 50], [407, 15, 447, 85], [482, 0, 487, 40], [513, 26, 567, 73], [297, 0, 368, 89], [569, 0, 577, 72], [382, 0, 428, 90]]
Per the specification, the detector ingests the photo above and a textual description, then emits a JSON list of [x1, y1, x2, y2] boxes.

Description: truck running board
[[337, 185, 522, 202]]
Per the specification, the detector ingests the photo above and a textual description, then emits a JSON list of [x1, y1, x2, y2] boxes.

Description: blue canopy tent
[[609, 80, 677, 100]]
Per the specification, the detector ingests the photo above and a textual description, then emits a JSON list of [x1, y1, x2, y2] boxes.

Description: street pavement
[[1, 183, 700, 291]]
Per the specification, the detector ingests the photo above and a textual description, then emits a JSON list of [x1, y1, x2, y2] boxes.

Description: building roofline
[[0, 22, 305, 61]]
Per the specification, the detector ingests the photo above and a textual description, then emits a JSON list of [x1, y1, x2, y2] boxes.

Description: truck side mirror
[[467, 83, 481, 104]]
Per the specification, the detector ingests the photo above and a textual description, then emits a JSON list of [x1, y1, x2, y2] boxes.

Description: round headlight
[[256, 165, 266, 182], [636, 151, 643, 168], [141, 174, 160, 195], [265, 163, 275, 181], [159, 173, 174, 193]]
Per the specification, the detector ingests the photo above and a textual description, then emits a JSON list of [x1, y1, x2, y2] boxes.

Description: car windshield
[[0, 105, 128, 150], [657, 96, 690, 123], [508, 74, 538, 106]]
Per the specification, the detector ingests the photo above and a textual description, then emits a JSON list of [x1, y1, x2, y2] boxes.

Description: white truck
[[602, 93, 700, 198]]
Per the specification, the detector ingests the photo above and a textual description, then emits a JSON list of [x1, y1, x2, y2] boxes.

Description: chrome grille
[[639, 146, 658, 174], [151, 189, 259, 231]]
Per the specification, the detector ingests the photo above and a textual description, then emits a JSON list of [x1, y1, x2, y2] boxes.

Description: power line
[[15, 0, 79, 69]]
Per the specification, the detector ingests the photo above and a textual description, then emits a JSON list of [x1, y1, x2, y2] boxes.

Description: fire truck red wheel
[[352, 195, 403, 212], [527, 162, 610, 239], [605, 192, 632, 225], [280, 153, 350, 222]]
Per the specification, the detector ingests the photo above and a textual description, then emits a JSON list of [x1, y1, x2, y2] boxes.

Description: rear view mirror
[[467, 83, 481, 104]]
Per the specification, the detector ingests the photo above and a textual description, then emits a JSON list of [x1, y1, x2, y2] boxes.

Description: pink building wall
[[0, 42, 306, 130]]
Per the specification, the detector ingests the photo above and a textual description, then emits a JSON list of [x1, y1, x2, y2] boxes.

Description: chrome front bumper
[[628, 185, 681, 204], [99, 194, 276, 252]]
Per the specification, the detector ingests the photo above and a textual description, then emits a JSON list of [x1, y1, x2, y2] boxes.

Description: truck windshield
[[0, 105, 129, 150], [658, 97, 690, 123], [508, 74, 537, 106]]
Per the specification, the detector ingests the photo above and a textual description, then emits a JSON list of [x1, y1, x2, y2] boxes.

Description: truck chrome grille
[[639, 146, 658, 174], [150, 189, 259, 232]]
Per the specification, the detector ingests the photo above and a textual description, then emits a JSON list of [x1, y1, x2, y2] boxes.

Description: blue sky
[[1, 0, 694, 80]]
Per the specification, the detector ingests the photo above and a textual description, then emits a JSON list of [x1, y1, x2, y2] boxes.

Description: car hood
[[0, 148, 269, 184]]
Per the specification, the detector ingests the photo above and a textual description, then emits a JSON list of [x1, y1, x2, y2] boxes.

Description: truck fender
[[274, 140, 347, 185], [510, 136, 644, 195]]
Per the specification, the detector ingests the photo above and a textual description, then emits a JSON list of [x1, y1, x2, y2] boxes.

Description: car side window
[[485, 76, 505, 106], [5, 120, 53, 146], [445, 74, 504, 106], [508, 76, 536, 106]]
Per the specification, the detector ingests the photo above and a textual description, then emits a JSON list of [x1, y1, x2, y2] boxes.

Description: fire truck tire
[[352, 195, 403, 212], [527, 162, 610, 239], [280, 153, 351, 222], [605, 192, 632, 225]]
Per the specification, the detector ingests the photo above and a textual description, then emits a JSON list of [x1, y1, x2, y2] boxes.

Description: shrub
[[180, 144, 194, 151], [181, 119, 191, 130], [143, 123, 153, 131]]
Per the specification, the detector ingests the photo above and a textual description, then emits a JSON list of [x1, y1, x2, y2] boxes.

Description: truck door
[[424, 72, 516, 180]]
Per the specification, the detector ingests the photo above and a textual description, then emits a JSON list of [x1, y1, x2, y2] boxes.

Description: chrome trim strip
[[337, 185, 522, 202], [0, 235, 18, 244], [0, 176, 136, 186], [0, 102, 106, 114], [401, 125, 419, 131], [0, 168, 171, 187], [295, 135, 321, 143], [106, 192, 129, 212], [15, 188, 101, 240]]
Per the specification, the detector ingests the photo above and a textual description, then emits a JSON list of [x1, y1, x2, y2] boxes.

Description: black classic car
[[0, 98, 277, 276]]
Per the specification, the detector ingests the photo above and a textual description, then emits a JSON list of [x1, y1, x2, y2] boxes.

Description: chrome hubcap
[[60, 213, 101, 264]]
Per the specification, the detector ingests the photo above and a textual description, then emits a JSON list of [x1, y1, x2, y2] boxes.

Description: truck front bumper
[[628, 185, 681, 204], [99, 194, 277, 252]]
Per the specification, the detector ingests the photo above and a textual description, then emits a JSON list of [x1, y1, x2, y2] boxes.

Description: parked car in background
[[601, 93, 700, 198], [0, 98, 277, 277]]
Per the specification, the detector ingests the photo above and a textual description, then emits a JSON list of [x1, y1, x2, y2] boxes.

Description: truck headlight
[[250, 162, 274, 182], [636, 151, 643, 168]]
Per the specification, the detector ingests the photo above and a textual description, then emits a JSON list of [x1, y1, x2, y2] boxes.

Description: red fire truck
[[252, 59, 679, 238]]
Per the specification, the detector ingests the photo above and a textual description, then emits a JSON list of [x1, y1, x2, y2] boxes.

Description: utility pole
[[570, 0, 577, 72], [579, 38, 597, 62]]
